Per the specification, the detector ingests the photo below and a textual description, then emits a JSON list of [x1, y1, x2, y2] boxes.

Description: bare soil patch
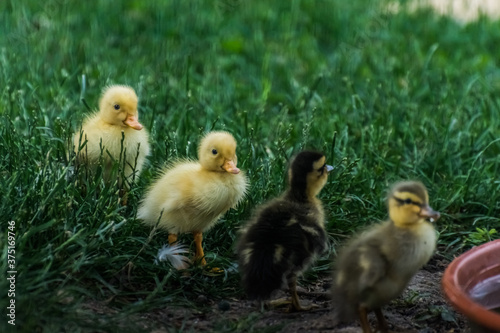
[[101, 255, 468, 332]]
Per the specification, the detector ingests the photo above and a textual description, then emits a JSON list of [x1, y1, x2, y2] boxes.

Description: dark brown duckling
[[237, 150, 333, 311]]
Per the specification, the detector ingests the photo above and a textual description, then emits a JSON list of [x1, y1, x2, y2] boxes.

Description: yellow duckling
[[331, 181, 441, 333], [237, 151, 333, 311], [138, 131, 248, 266], [74, 85, 150, 187]]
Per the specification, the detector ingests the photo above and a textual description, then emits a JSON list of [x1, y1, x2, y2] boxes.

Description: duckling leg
[[119, 188, 128, 206], [289, 277, 303, 311], [288, 275, 319, 312], [168, 233, 178, 245], [358, 306, 372, 333], [192, 231, 207, 266], [374, 308, 388, 332]]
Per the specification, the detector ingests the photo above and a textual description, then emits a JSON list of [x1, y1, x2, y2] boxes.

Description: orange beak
[[419, 204, 441, 223], [222, 160, 240, 174], [123, 115, 143, 130]]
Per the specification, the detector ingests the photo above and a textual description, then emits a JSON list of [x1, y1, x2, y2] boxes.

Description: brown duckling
[[237, 150, 333, 311], [331, 181, 441, 333]]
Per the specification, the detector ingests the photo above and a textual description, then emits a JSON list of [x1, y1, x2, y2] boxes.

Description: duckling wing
[[355, 242, 389, 291], [238, 200, 327, 300], [137, 163, 198, 228], [74, 115, 101, 160], [333, 239, 389, 320]]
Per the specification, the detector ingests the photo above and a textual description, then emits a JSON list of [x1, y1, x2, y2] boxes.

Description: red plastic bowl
[[442, 239, 500, 332]]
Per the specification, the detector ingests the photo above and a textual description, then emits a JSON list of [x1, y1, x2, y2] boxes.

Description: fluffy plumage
[[237, 151, 333, 311], [155, 244, 191, 270], [73, 85, 150, 187], [138, 131, 248, 266], [331, 181, 440, 333]]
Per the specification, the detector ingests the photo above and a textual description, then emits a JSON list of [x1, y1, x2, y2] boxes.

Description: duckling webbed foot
[[267, 297, 319, 312], [289, 300, 320, 312], [201, 266, 224, 275], [268, 297, 292, 308], [289, 279, 319, 312], [267, 277, 319, 312]]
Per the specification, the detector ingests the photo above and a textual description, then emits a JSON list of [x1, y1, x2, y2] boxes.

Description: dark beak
[[326, 165, 334, 173], [419, 204, 441, 223]]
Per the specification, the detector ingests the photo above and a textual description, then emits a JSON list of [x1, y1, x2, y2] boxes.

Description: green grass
[[1, 0, 500, 331]]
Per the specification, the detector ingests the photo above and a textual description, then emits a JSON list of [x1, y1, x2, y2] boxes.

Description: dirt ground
[[121, 254, 468, 333]]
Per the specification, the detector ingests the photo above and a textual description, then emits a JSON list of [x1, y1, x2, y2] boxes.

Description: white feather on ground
[[155, 243, 191, 270]]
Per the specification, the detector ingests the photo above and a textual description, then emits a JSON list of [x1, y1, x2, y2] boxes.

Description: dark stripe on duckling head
[[389, 181, 428, 204], [393, 196, 422, 207], [288, 151, 325, 202]]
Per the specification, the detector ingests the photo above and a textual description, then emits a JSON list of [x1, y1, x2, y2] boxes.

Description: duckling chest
[[191, 173, 247, 213], [390, 223, 437, 275], [127, 130, 149, 153], [95, 126, 149, 158]]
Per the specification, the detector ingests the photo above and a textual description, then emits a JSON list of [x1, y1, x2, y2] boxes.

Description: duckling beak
[[419, 204, 441, 223], [326, 164, 334, 173], [123, 115, 143, 130], [222, 160, 240, 174]]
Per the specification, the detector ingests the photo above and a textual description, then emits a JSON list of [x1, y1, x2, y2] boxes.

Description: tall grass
[[1, 0, 500, 331]]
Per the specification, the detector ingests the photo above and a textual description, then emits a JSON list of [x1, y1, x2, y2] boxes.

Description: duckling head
[[387, 181, 441, 227], [288, 151, 334, 200], [98, 85, 143, 130], [198, 131, 240, 174]]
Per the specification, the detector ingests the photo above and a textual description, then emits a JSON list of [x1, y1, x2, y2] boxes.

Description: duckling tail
[[238, 243, 287, 300]]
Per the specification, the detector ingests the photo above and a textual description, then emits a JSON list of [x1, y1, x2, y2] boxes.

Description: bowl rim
[[442, 239, 500, 331]]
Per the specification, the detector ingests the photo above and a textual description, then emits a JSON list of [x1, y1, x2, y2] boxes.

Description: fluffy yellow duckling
[[331, 181, 441, 333], [237, 151, 333, 311], [138, 131, 248, 266], [74, 85, 150, 187]]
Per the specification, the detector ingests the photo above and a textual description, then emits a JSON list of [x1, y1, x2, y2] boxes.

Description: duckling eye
[[114, 104, 120, 110], [404, 199, 412, 204], [212, 149, 218, 155], [318, 164, 326, 175]]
